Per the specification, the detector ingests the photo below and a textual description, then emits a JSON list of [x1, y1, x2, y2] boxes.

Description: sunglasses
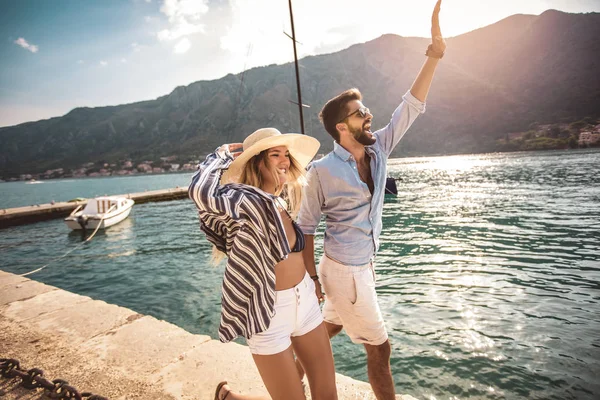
[[338, 106, 370, 123]]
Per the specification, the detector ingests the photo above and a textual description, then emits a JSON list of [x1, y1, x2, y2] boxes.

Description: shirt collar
[[333, 141, 377, 161], [333, 141, 353, 161]]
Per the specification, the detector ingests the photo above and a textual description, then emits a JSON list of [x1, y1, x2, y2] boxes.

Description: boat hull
[[64, 199, 134, 230]]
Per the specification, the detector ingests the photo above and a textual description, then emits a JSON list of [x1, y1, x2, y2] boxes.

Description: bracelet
[[425, 44, 444, 59], [310, 275, 319, 281]]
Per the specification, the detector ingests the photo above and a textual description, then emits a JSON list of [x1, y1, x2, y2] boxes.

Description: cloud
[[220, 0, 366, 68], [157, 0, 209, 46], [77, 60, 85, 64], [218, 0, 435, 70], [157, 20, 203, 41], [14, 37, 39, 53], [121, 58, 127, 63], [132, 42, 141, 52], [173, 37, 191, 54], [100, 61, 108, 66]]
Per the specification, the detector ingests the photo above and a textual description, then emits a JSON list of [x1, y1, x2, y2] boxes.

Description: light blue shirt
[[297, 91, 425, 266]]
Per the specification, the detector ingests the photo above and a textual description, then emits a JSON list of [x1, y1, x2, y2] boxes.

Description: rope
[[18, 205, 116, 277], [82, 204, 115, 242]]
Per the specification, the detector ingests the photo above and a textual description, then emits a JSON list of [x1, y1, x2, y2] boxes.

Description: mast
[[287, 0, 305, 135]]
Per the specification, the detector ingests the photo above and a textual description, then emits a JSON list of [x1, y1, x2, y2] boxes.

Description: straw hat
[[221, 128, 320, 184]]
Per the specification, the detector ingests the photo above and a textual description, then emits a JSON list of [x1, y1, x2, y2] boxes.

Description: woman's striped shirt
[[188, 148, 291, 342]]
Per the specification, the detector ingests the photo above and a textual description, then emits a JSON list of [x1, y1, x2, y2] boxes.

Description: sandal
[[214, 381, 230, 400]]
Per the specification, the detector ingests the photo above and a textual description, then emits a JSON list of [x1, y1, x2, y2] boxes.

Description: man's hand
[[410, 0, 445, 102], [431, 0, 446, 55]]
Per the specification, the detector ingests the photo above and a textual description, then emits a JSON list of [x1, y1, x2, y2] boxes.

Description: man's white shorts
[[319, 255, 388, 346], [246, 272, 323, 355]]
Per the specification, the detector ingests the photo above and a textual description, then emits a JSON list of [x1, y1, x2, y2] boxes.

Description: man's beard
[[350, 124, 375, 146]]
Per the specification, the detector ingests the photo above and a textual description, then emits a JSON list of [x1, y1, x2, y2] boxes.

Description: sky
[[1, 0, 599, 128]]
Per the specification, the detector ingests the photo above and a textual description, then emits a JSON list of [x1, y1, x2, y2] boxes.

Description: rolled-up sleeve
[[297, 164, 323, 235], [375, 90, 426, 156], [188, 148, 237, 216]]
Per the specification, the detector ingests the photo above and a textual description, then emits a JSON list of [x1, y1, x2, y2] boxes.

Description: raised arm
[[410, 0, 446, 102], [188, 143, 243, 215], [374, 1, 445, 155]]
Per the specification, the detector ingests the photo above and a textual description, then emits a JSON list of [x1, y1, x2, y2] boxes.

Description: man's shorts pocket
[[321, 267, 357, 305]]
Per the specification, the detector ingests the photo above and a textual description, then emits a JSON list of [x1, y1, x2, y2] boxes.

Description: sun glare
[[430, 155, 479, 174]]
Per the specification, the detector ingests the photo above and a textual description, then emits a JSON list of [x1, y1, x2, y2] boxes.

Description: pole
[[288, 0, 305, 135]]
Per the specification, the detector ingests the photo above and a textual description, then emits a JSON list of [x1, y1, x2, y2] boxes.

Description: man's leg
[[320, 258, 393, 399], [365, 340, 395, 400]]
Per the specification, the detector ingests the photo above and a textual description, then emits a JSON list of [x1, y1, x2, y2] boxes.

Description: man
[[296, 1, 446, 399]]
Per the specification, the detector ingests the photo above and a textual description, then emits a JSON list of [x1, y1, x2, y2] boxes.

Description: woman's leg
[[251, 345, 307, 400], [216, 345, 305, 400], [291, 322, 338, 400]]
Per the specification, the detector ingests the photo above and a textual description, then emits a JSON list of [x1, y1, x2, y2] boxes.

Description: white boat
[[64, 196, 134, 230]]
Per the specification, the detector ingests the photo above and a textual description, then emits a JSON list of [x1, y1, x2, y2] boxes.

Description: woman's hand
[[219, 143, 243, 159], [314, 279, 325, 304]]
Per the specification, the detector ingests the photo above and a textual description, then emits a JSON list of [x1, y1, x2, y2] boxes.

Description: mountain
[[1, 10, 599, 178]]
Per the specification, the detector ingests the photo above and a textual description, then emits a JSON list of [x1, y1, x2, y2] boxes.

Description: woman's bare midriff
[[274, 252, 307, 290], [273, 209, 307, 290]]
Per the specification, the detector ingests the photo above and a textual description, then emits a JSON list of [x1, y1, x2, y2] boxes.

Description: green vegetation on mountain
[[1, 10, 599, 179]]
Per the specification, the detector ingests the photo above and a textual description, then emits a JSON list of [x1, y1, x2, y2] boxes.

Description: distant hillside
[[1, 9, 599, 178]]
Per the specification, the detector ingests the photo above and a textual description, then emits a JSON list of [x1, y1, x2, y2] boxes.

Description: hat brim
[[221, 134, 320, 184]]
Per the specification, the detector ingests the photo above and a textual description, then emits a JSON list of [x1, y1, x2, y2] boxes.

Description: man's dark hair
[[319, 88, 362, 142]]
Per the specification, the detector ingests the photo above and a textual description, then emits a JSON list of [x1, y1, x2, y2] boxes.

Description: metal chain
[[0, 358, 108, 400]]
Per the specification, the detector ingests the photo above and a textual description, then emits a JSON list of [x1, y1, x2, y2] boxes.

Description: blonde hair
[[211, 148, 308, 265]]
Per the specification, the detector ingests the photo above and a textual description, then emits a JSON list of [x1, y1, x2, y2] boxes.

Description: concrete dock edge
[[0, 270, 417, 400], [0, 187, 189, 229]]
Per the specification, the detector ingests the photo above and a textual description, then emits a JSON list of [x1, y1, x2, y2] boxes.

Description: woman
[[189, 128, 337, 400]]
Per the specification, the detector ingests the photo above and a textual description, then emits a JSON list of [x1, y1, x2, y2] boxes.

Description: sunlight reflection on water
[[1, 150, 599, 400]]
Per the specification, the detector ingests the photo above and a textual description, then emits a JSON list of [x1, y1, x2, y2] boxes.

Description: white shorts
[[319, 255, 388, 346], [246, 272, 323, 355]]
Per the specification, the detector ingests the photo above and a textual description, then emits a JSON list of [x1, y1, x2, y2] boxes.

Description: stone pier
[[0, 270, 417, 400]]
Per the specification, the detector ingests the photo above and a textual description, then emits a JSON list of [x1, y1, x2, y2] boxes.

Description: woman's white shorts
[[246, 272, 323, 355]]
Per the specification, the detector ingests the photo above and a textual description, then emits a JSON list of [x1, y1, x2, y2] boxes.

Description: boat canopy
[[82, 197, 127, 214]]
